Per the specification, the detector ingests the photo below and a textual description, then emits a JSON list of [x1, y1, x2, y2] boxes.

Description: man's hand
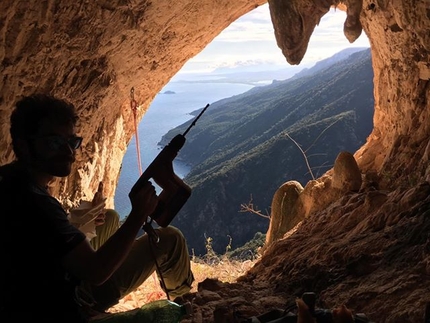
[[92, 182, 106, 226], [128, 180, 158, 225], [69, 182, 107, 238]]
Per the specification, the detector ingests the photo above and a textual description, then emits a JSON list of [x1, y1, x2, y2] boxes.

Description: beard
[[26, 140, 76, 177], [34, 154, 75, 177]]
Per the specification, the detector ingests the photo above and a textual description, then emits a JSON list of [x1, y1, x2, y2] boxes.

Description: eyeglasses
[[32, 135, 83, 150]]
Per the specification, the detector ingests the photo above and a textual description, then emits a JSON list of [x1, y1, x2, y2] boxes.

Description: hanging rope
[[129, 87, 170, 300], [130, 87, 143, 175]]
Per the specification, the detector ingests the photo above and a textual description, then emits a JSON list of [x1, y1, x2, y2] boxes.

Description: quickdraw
[[130, 87, 143, 175]]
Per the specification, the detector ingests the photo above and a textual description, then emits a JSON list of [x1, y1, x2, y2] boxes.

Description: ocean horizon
[[114, 80, 256, 218]]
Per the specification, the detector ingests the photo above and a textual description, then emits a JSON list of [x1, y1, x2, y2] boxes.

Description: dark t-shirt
[[0, 162, 88, 322]]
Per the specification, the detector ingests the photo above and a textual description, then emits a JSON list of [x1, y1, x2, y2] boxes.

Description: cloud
[[178, 4, 370, 73], [216, 5, 275, 42]]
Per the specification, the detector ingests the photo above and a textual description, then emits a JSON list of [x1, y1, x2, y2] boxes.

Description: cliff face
[[0, 0, 428, 206], [1, 0, 429, 321]]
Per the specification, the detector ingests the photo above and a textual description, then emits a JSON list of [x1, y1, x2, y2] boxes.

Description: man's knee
[[104, 209, 120, 227], [92, 209, 120, 250], [158, 226, 186, 243]]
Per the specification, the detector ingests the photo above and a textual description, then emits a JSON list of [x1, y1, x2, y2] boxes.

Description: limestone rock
[[265, 180, 304, 247], [1, 0, 429, 321], [331, 151, 362, 191]]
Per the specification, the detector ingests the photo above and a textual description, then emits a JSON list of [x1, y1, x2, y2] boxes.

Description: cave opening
[[112, 5, 374, 257]]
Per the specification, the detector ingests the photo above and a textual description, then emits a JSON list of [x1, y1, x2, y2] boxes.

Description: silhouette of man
[[0, 93, 194, 322]]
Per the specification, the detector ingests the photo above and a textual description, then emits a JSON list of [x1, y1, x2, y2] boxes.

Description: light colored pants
[[80, 209, 194, 311]]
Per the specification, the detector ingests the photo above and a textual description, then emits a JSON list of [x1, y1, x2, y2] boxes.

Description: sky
[[177, 3, 370, 75]]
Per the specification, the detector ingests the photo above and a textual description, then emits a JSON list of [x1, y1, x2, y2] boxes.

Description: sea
[[114, 80, 256, 218]]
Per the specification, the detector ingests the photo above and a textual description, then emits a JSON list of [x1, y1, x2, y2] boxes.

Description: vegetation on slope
[[162, 48, 374, 255]]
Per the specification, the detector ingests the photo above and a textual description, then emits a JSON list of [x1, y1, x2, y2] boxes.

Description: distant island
[[163, 90, 176, 94]]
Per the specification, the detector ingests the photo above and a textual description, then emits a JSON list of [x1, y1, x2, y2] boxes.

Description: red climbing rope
[[129, 87, 169, 298], [130, 87, 143, 175]]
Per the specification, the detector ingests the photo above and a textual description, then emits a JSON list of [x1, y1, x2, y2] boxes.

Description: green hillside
[[162, 48, 374, 256]]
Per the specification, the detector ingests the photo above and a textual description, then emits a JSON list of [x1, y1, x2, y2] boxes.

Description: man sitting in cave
[[0, 93, 194, 322]]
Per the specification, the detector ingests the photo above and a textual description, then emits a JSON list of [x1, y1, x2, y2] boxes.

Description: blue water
[[114, 81, 255, 218]]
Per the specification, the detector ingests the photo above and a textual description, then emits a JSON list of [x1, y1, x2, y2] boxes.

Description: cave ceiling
[[0, 0, 429, 210]]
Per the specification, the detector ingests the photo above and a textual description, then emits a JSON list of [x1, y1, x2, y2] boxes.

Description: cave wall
[[267, 0, 430, 188], [354, 0, 430, 187], [0, 0, 266, 209], [1, 0, 429, 211]]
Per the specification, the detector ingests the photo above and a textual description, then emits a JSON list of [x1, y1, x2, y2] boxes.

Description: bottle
[[93, 299, 192, 323]]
